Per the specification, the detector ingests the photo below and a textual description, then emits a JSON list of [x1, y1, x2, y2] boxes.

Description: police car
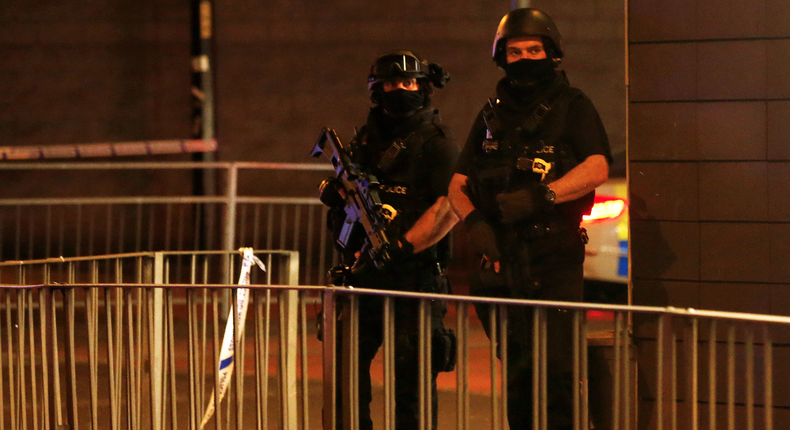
[[582, 176, 628, 287]]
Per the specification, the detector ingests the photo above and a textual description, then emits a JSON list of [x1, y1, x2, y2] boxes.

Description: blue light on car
[[617, 240, 628, 277], [618, 256, 628, 277]]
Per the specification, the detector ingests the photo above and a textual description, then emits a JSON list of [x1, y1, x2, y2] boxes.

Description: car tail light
[[587, 310, 614, 321], [582, 195, 626, 224]]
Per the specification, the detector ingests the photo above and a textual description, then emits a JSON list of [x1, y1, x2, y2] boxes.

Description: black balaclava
[[380, 89, 426, 117], [502, 57, 556, 89]]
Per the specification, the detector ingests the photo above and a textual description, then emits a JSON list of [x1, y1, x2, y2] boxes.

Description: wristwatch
[[540, 184, 556, 205]]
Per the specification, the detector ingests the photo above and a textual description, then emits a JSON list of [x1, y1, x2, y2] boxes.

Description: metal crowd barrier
[[0, 250, 315, 430], [3, 251, 788, 430], [0, 162, 335, 286], [322, 286, 789, 430]]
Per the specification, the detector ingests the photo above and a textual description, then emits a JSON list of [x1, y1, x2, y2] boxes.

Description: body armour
[[469, 74, 595, 226], [350, 106, 453, 262]]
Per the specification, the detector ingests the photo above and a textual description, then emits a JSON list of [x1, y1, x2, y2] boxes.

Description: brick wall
[[0, 0, 625, 177], [213, 0, 625, 166], [0, 0, 194, 202], [1, 1, 192, 146], [628, 0, 790, 426]]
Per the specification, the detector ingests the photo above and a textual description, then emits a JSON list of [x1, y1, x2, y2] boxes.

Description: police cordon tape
[[200, 248, 266, 429], [0, 139, 217, 160]]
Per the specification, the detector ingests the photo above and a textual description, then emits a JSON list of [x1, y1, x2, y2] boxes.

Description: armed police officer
[[319, 50, 459, 430], [448, 8, 612, 430]]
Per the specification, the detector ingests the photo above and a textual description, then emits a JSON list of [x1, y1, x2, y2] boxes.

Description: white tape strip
[[200, 247, 266, 429], [0, 139, 217, 160]]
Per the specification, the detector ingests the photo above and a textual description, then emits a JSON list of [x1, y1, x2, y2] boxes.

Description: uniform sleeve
[[565, 94, 613, 164], [454, 109, 488, 177]]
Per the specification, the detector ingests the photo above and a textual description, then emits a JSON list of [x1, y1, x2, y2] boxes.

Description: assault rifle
[[311, 126, 396, 269]]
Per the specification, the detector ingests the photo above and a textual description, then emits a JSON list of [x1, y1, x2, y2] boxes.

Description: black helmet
[[492, 8, 563, 67], [367, 50, 450, 91]]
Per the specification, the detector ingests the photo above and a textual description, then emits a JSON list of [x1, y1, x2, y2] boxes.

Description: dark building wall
[[0, 1, 196, 202], [212, 0, 508, 166], [1, 1, 192, 147], [628, 0, 790, 426], [0, 1, 626, 268], [213, 0, 625, 168], [1, 0, 625, 182]]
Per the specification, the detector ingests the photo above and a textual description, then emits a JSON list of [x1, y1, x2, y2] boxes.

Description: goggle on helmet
[[367, 50, 449, 90], [367, 50, 429, 90]]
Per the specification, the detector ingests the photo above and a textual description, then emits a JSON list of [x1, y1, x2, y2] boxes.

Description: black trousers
[[333, 264, 448, 430], [470, 228, 610, 430]]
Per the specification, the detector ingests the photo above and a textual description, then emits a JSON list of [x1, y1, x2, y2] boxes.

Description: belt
[[390, 258, 443, 275], [516, 219, 579, 241]]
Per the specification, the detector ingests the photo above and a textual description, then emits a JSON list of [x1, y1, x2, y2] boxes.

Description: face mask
[[380, 89, 425, 117], [503, 58, 556, 86]]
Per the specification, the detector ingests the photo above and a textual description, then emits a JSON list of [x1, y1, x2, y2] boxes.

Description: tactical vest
[[350, 110, 452, 262], [470, 84, 594, 225]]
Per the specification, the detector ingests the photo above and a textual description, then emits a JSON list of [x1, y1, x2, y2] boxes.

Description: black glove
[[464, 210, 500, 262], [387, 236, 414, 264], [351, 243, 375, 274], [318, 177, 346, 208], [327, 265, 352, 286], [495, 184, 553, 224]]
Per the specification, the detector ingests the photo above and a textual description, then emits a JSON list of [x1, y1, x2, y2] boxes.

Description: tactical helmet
[[367, 50, 450, 91], [492, 8, 563, 67]]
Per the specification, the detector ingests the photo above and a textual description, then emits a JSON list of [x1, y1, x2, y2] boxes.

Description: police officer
[[448, 8, 612, 430], [321, 50, 459, 430]]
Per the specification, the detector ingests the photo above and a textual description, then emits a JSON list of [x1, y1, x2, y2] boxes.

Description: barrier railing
[[322, 286, 788, 430], [3, 251, 788, 429], [0, 162, 335, 286], [0, 250, 310, 430]]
